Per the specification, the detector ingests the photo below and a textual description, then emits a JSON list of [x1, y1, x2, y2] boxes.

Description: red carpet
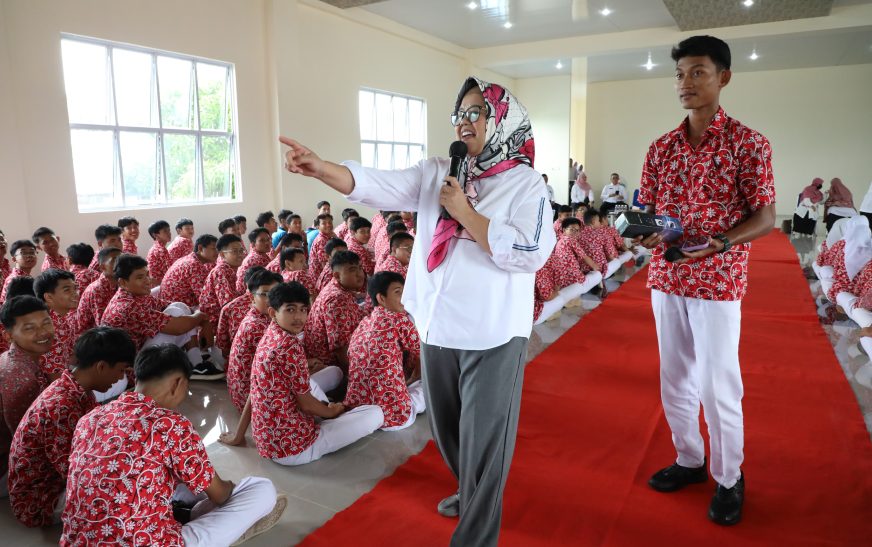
[[301, 231, 872, 546]]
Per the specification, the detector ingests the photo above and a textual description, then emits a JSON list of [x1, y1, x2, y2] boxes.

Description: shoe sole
[[708, 510, 742, 526], [231, 493, 288, 546], [437, 494, 460, 518], [648, 474, 708, 493]]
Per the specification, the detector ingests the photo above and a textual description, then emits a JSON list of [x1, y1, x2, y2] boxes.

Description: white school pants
[[272, 405, 384, 466], [533, 272, 603, 326], [142, 302, 200, 356], [93, 376, 128, 403], [651, 289, 744, 488], [605, 251, 633, 279], [382, 380, 427, 431], [310, 366, 343, 402], [177, 476, 277, 547], [836, 292, 872, 328]]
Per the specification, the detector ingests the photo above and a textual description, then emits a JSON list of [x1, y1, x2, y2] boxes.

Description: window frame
[[358, 87, 427, 170]]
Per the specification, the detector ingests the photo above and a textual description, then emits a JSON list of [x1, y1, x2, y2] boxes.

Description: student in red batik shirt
[[200, 234, 246, 327], [0, 231, 9, 288], [1, 240, 38, 305], [0, 296, 55, 499], [62, 344, 285, 546], [553, 205, 572, 236], [344, 216, 376, 275], [34, 269, 80, 381], [637, 36, 776, 526], [86, 224, 123, 272], [167, 217, 195, 264], [147, 220, 173, 285], [280, 247, 317, 297], [316, 238, 349, 292], [219, 282, 381, 466], [235, 228, 272, 293], [32, 227, 68, 272], [7, 327, 134, 527], [377, 232, 414, 278], [65, 243, 98, 295], [345, 272, 425, 430], [216, 267, 265, 359], [0, 278, 36, 356], [267, 232, 304, 273], [160, 234, 219, 308], [308, 213, 336, 279], [335, 208, 359, 241], [118, 216, 140, 255], [76, 247, 120, 333], [373, 218, 408, 267]]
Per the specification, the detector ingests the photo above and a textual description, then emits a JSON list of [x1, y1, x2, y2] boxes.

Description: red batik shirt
[[216, 293, 251, 358], [200, 257, 241, 325], [371, 214, 386, 240], [553, 219, 563, 236], [825, 244, 855, 303], [335, 223, 350, 242], [61, 392, 215, 547], [161, 253, 212, 308], [167, 236, 193, 264], [534, 255, 560, 322], [376, 254, 407, 278], [0, 258, 10, 288], [316, 262, 334, 292], [122, 239, 138, 255], [70, 264, 100, 296], [226, 307, 271, 412], [308, 233, 332, 279], [816, 239, 844, 268], [250, 322, 318, 458], [639, 107, 776, 301], [372, 229, 393, 267], [283, 269, 317, 296], [345, 236, 375, 276], [8, 370, 96, 527], [266, 252, 283, 274], [345, 306, 420, 427], [101, 289, 171, 350], [551, 237, 586, 288], [41, 254, 69, 272], [0, 266, 29, 304], [0, 344, 49, 479], [147, 240, 172, 284], [235, 250, 271, 293], [305, 279, 368, 366], [42, 308, 80, 378], [76, 275, 117, 332]]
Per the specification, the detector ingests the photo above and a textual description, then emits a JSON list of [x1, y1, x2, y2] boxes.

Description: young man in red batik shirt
[[344, 216, 376, 276], [86, 224, 123, 273], [167, 217, 195, 264], [76, 247, 120, 333], [34, 269, 80, 381], [315, 238, 349, 292], [7, 327, 134, 527], [119, 216, 140, 255], [200, 234, 246, 327], [147, 220, 173, 285], [280, 247, 317, 298], [160, 234, 218, 308], [377, 232, 414, 278], [235, 228, 272, 293], [637, 36, 775, 526], [308, 213, 336, 279], [0, 240, 38, 305], [33, 227, 68, 272], [66, 243, 98, 295]]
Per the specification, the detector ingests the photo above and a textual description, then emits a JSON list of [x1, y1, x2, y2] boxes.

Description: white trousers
[[813, 263, 835, 298], [651, 290, 744, 488], [836, 292, 872, 328], [605, 251, 633, 279], [93, 375, 128, 403], [534, 272, 603, 326], [272, 405, 384, 466], [142, 302, 201, 363], [178, 476, 277, 547], [382, 380, 427, 431], [310, 366, 343, 402]]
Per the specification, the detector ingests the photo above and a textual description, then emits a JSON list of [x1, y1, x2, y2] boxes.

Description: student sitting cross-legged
[[167, 217, 196, 265], [33, 227, 68, 272], [219, 282, 382, 466], [280, 247, 317, 298], [200, 234, 246, 327], [0, 278, 37, 356], [76, 247, 121, 333], [308, 213, 336, 279], [344, 216, 376, 276], [315, 237, 349, 292], [61, 344, 286, 547], [1, 240, 38, 305], [216, 267, 266, 359], [344, 272, 426, 431], [376, 232, 414, 278], [33, 268, 81, 381], [146, 220, 173, 285], [7, 327, 135, 527], [266, 231, 304, 273], [160, 234, 219, 308], [235, 228, 272, 293], [118, 216, 140, 255], [86, 224, 123, 272], [66, 243, 99, 295]]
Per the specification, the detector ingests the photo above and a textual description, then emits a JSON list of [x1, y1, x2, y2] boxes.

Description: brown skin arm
[[296, 391, 345, 419]]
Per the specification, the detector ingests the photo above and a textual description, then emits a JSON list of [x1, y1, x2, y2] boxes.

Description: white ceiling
[[358, 0, 872, 82]]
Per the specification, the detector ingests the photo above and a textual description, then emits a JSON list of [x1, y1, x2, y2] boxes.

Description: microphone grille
[[449, 141, 468, 157]]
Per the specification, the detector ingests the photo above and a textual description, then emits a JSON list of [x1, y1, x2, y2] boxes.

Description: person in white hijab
[[835, 216, 872, 329]]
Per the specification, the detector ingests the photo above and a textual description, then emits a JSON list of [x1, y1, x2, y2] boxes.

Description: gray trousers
[[421, 336, 528, 547]]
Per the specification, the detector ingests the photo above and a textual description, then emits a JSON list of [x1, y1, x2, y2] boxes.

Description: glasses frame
[[450, 104, 487, 127]]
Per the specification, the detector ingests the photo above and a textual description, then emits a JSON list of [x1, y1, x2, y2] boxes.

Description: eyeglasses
[[450, 105, 486, 127], [397, 245, 413, 252], [223, 248, 247, 256], [16, 250, 38, 257], [254, 291, 270, 298]]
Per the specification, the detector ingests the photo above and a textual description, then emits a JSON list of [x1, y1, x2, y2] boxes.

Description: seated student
[[373, 216, 406, 266], [335, 208, 359, 241], [77, 247, 121, 332], [834, 225, 872, 329], [146, 220, 173, 284], [0, 296, 55, 498], [1, 240, 38, 304], [34, 269, 80, 381], [167, 217, 195, 264], [267, 232, 304, 273], [233, 214, 248, 238], [377, 232, 414, 277], [306, 251, 369, 373], [286, 213, 307, 247], [0, 230, 9, 287], [219, 282, 382, 466], [534, 254, 562, 323], [597, 210, 636, 263], [558, 218, 605, 290], [399, 211, 416, 234], [577, 209, 611, 277], [271, 209, 292, 249], [572, 202, 589, 222], [316, 238, 349, 292], [345, 272, 425, 431], [308, 213, 336, 278], [370, 210, 394, 243], [225, 270, 283, 412], [87, 224, 123, 272], [67, 243, 98, 295], [218, 217, 237, 236], [216, 267, 265, 359], [316, 200, 331, 217], [256, 210, 278, 235], [33, 227, 68, 272], [200, 234, 246, 327], [7, 326, 134, 527], [161, 234, 219, 308], [550, 218, 593, 289], [235, 228, 272, 293], [553, 205, 573, 235], [118, 216, 140, 255], [826, 216, 870, 304], [62, 344, 284, 547], [0, 279, 37, 356], [280, 247, 317, 297], [344, 217, 375, 275]]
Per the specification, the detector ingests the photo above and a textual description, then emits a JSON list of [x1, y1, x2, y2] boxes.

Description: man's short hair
[[330, 250, 360, 271], [148, 220, 171, 239], [195, 234, 218, 253], [268, 282, 309, 310], [386, 221, 407, 237], [255, 211, 275, 228], [0, 295, 47, 329], [324, 238, 347, 257], [216, 233, 242, 251], [316, 213, 333, 225], [671, 35, 731, 71], [10, 240, 36, 257], [114, 254, 148, 281], [34, 268, 76, 300], [277, 209, 293, 223], [233, 215, 247, 224], [94, 224, 122, 243], [316, 200, 331, 209], [385, 214, 403, 225], [66, 243, 95, 267], [275, 232, 299, 250], [175, 218, 194, 232], [118, 216, 139, 229], [572, 203, 587, 214], [246, 269, 283, 293], [280, 247, 306, 267], [349, 217, 372, 232], [367, 271, 404, 307], [341, 208, 359, 221], [31, 227, 56, 245], [218, 218, 237, 234], [248, 227, 269, 244], [74, 327, 136, 370], [390, 232, 414, 252], [134, 344, 193, 382], [558, 205, 573, 214], [5, 277, 35, 300], [242, 266, 267, 292], [288, 214, 302, 223], [561, 217, 582, 230], [381, 210, 399, 219], [97, 246, 122, 264], [583, 209, 601, 226]]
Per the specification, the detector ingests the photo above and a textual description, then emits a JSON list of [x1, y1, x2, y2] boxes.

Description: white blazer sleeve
[[487, 181, 557, 274], [342, 160, 425, 212]]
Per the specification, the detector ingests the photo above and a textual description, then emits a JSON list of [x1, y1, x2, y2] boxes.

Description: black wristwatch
[[713, 234, 731, 253]]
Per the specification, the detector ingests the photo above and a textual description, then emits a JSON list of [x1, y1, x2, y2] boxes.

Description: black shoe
[[191, 360, 225, 381], [648, 459, 708, 492], [708, 474, 744, 526], [172, 501, 193, 524]]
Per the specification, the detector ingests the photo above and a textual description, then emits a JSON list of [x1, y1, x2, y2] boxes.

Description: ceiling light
[[503, 21, 513, 29], [643, 52, 656, 71], [466, 2, 478, 9], [600, 7, 612, 16], [749, 48, 759, 60], [743, 0, 754, 7], [556, 61, 563, 69]]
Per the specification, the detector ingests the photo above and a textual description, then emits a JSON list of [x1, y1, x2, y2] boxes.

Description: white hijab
[[843, 215, 872, 280]]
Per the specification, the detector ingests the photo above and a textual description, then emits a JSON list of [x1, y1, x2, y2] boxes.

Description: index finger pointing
[[278, 136, 307, 153]]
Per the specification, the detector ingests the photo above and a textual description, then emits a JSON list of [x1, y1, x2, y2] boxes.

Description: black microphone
[[664, 246, 684, 262], [440, 141, 468, 220]]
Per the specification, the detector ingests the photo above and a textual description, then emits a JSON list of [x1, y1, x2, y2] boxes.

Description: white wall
[[585, 64, 872, 215]]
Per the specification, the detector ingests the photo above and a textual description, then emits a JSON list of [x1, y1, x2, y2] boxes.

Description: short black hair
[[386, 213, 403, 225], [381, 210, 398, 219], [583, 209, 601, 226], [114, 254, 148, 280], [118, 216, 139, 229], [216, 233, 242, 251], [341, 208, 359, 221], [255, 211, 275, 228], [316, 200, 331, 209], [367, 271, 404, 306], [34, 268, 76, 300], [246, 268, 282, 293], [280, 247, 306, 268], [561, 217, 582, 230], [0, 295, 47, 329], [218, 218, 237, 234], [285, 232, 304, 245], [268, 281, 310, 310], [243, 266, 267, 290], [390, 231, 414, 252], [558, 205, 573, 214], [195, 234, 218, 253], [277, 209, 293, 222], [330, 250, 360, 271], [175, 218, 194, 232], [324, 237, 348, 257], [97, 246, 122, 264], [316, 213, 333, 225], [10, 239, 36, 257], [5, 277, 35, 300], [572, 203, 588, 213], [233, 215, 247, 224], [288, 213, 302, 223], [248, 227, 269, 244], [95, 224, 122, 242], [349, 217, 372, 232], [386, 220, 408, 237], [66, 243, 95, 267], [134, 344, 193, 382], [74, 327, 136, 370], [31, 227, 56, 245], [671, 35, 731, 71], [148, 220, 170, 239]]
